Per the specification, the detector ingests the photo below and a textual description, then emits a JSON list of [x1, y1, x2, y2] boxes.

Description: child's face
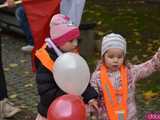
[[59, 39, 78, 52], [104, 48, 125, 71]]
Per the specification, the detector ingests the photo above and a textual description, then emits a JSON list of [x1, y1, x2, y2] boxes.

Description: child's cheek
[[157, 52, 160, 59], [158, 48, 160, 59]]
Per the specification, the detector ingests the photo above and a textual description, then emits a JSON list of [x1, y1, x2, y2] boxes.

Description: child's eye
[[108, 55, 114, 58], [118, 56, 122, 58]]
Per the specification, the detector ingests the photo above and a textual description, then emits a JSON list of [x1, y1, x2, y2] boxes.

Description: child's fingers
[[93, 103, 99, 112], [89, 100, 99, 112]]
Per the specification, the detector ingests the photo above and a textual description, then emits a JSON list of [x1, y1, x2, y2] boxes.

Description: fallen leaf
[[24, 83, 33, 87], [135, 41, 141, 45], [24, 71, 29, 75], [142, 54, 148, 58], [131, 55, 139, 62], [97, 31, 105, 36], [97, 21, 102, 25], [143, 90, 159, 101], [9, 63, 18, 68], [20, 105, 28, 109], [4, 67, 10, 71], [20, 59, 27, 63], [9, 94, 17, 99], [134, 32, 140, 36], [95, 12, 101, 16], [147, 47, 153, 52]]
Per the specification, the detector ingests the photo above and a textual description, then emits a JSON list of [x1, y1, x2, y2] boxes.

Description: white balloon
[[53, 53, 90, 95]]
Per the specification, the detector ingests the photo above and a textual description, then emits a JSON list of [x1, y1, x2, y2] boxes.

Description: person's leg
[[60, 0, 86, 26], [0, 32, 21, 118], [15, 6, 34, 52], [0, 30, 8, 101], [15, 6, 33, 45]]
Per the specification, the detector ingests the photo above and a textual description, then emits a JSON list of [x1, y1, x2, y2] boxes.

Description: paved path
[[1, 32, 37, 120]]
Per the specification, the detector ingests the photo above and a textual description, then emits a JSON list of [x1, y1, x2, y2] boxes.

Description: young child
[[35, 14, 98, 120], [90, 33, 160, 120]]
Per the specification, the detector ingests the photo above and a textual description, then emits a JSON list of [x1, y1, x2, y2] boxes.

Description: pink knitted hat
[[50, 14, 80, 46]]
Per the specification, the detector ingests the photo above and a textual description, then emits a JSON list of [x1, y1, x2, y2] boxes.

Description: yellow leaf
[[147, 47, 153, 52], [88, 10, 94, 14], [4, 67, 10, 71], [142, 54, 148, 58], [24, 83, 33, 87], [97, 31, 105, 36], [20, 59, 27, 63], [133, 29, 138, 32], [143, 90, 159, 101], [131, 55, 139, 62], [20, 105, 28, 109], [97, 21, 102, 25], [147, 43, 153, 47], [9, 63, 18, 68], [135, 41, 141, 45], [9, 94, 17, 99], [24, 71, 29, 75], [127, 8, 133, 12], [95, 12, 101, 16], [134, 32, 140, 36]]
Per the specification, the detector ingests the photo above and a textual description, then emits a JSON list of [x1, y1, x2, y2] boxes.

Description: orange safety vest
[[35, 44, 80, 72], [100, 64, 128, 120], [35, 44, 54, 72]]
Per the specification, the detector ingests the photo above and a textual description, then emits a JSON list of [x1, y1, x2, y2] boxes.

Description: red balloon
[[48, 94, 87, 120]]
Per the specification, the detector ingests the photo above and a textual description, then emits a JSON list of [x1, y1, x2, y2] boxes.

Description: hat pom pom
[[50, 14, 70, 27]]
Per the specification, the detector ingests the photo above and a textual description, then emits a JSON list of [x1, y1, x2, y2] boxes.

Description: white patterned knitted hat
[[101, 33, 126, 56]]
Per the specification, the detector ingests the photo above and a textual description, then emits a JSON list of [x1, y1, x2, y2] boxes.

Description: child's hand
[[88, 99, 99, 112]]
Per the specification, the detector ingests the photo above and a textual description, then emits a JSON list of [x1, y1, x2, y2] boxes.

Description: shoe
[[21, 45, 34, 52], [0, 98, 21, 118]]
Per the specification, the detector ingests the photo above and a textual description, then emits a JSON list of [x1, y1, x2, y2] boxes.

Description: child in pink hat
[[49, 14, 80, 48], [35, 14, 98, 120]]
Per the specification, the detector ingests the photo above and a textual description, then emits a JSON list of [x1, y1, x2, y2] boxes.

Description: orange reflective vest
[[35, 44, 54, 72], [100, 64, 128, 120], [35, 44, 79, 72]]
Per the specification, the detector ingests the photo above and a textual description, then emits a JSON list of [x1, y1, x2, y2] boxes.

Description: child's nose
[[113, 57, 118, 62]]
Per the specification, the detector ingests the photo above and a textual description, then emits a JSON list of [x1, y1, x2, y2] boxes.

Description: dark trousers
[[15, 6, 33, 45], [0, 29, 8, 100]]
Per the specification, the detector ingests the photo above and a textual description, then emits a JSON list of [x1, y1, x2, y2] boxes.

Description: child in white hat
[[90, 33, 160, 120]]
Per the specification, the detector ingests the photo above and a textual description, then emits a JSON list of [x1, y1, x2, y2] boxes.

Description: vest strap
[[35, 44, 54, 72], [100, 64, 128, 120]]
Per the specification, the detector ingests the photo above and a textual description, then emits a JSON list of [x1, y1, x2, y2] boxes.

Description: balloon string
[[45, 38, 63, 56]]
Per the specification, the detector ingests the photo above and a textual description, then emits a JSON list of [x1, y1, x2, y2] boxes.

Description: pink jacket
[[90, 53, 160, 120]]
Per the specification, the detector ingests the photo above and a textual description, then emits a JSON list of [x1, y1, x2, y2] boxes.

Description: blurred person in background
[[0, 0, 21, 119]]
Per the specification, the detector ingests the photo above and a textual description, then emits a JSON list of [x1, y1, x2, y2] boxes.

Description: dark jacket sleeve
[[82, 84, 98, 103], [35, 58, 65, 117]]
